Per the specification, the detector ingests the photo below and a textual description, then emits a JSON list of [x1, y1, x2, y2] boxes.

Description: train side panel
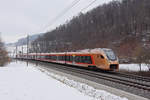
[[93, 54, 109, 70]]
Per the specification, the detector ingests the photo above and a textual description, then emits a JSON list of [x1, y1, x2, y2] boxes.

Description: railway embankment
[[36, 62, 149, 100], [22, 60, 150, 100]]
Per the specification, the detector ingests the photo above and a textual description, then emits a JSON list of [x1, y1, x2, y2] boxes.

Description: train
[[16, 48, 119, 71]]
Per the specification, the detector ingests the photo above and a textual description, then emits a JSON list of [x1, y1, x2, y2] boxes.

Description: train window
[[37, 56, 40, 59], [69, 56, 70, 61], [75, 56, 82, 63], [59, 56, 61, 61], [64, 56, 66, 61], [101, 55, 104, 59], [41, 56, 44, 59], [43, 56, 45, 59], [51, 56, 54, 60], [61, 56, 63, 61], [58, 56, 61, 61], [78, 56, 80, 62], [60, 56, 62, 61], [45, 56, 48, 59], [66, 56, 69, 61], [55, 56, 57, 60], [79, 56, 82, 63], [52, 56, 57, 60], [84, 56, 92, 64], [53, 56, 55, 60], [81, 56, 85, 63], [62, 56, 64, 61], [40, 56, 42, 58], [69, 56, 71, 61], [60, 56, 63, 61], [75, 56, 79, 63], [74, 56, 92, 64], [67, 56, 69, 61], [70, 56, 73, 62], [48, 56, 52, 59]]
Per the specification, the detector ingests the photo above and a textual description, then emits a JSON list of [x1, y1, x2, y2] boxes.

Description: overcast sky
[[0, 0, 112, 43]]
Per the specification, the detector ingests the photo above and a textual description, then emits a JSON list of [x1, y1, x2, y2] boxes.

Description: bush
[[136, 47, 150, 71]]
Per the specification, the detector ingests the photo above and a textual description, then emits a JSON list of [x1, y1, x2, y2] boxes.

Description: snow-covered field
[[0, 61, 127, 100], [119, 64, 149, 71]]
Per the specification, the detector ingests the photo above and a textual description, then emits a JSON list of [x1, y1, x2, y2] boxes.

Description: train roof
[[22, 48, 112, 55]]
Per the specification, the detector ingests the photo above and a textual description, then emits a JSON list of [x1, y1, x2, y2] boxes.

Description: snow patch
[[0, 61, 128, 100], [119, 64, 149, 71], [37, 67, 128, 100]]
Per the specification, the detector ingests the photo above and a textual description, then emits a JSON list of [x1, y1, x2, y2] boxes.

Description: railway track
[[115, 72, 150, 83], [52, 64, 150, 91], [27, 59, 150, 92], [94, 71, 150, 86], [17, 59, 150, 97]]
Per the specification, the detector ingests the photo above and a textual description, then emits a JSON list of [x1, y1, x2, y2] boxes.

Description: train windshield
[[104, 49, 117, 61]]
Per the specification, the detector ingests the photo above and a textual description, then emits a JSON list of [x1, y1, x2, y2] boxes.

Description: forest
[[30, 0, 150, 63]]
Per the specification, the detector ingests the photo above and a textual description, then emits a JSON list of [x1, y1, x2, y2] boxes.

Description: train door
[[72, 55, 75, 65]]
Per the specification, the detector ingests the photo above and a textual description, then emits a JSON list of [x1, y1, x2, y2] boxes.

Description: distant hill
[[6, 33, 43, 46]]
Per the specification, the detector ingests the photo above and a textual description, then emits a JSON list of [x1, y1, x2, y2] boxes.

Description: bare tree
[[0, 38, 9, 66]]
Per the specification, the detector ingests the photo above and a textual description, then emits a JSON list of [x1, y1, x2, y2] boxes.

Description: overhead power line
[[43, 0, 81, 31], [80, 0, 97, 12], [41, 0, 98, 33]]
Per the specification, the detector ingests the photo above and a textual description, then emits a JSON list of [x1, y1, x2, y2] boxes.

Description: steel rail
[[16, 59, 150, 92], [115, 72, 150, 82], [53, 64, 150, 91]]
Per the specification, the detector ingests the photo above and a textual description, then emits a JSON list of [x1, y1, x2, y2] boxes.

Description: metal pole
[[22, 46, 23, 59], [13, 49, 15, 58], [16, 45, 18, 58], [27, 35, 29, 59], [36, 42, 38, 59]]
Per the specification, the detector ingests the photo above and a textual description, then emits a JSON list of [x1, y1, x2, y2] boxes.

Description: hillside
[[30, 0, 150, 62], [6, 33, 43, 47]]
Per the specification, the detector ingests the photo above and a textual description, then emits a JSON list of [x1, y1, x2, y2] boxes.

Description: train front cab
[[94, 50, 119, 71]]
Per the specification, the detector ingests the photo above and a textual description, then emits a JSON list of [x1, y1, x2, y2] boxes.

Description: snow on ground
[[37, 67, 128, 100], [0, 61, 127, 100], [119, 64, 149, 71]]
